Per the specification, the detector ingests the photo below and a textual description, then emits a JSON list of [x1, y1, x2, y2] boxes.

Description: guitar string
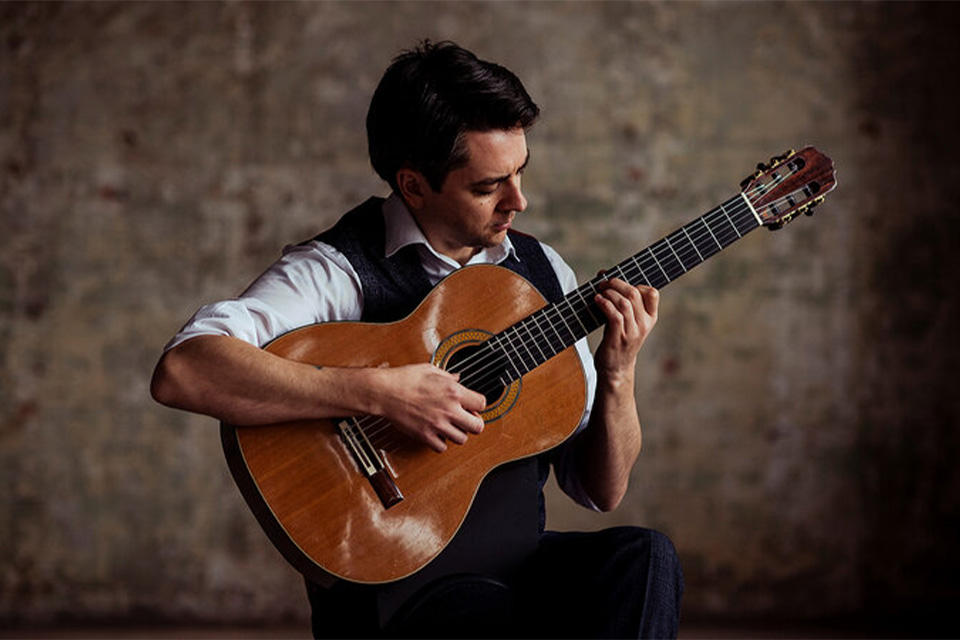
[[359, 187, 777, 448], [434, 172, 788, 389], [432, 164, 819, 429], [436, 191, 762, 384], [359, 207, 773, 454], [358, 187, 792, 450], [356, 176, 805, 449], [440, 187, 771, 388], [354, 203, 750, 451]]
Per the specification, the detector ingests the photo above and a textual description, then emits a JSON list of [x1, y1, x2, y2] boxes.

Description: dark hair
[[366, 40, 540, 193]]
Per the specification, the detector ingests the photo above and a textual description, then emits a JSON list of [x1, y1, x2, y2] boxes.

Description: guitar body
[[219, 145, 838, 586], [221, 265, 587, 584]]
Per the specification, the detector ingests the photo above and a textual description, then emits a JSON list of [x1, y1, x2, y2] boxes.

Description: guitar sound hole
[[444, 343, 508, 407]]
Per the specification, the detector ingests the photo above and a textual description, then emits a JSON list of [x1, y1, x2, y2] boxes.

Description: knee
[[649, 530, 682, 570], [646, 529, 684, 602]]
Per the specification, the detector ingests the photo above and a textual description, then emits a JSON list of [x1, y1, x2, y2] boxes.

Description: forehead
[[458, 128, 528, 177]]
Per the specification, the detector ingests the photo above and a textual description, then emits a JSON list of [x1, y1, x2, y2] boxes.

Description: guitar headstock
[[741, 146, 838, 230]]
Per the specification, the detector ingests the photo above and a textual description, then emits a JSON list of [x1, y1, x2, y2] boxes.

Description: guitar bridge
[[337, 418, 403, 509]]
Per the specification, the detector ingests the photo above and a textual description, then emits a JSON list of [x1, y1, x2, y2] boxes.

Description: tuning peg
[[740, 170, 762, 190], [804, 195, 826, 216], [768, 149, 794, 169]]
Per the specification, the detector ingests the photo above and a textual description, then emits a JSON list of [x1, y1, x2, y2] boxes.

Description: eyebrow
[[469, 150, 530, 188]]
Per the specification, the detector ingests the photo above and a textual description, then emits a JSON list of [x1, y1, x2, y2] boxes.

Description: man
[[152, 40, 683, 638]]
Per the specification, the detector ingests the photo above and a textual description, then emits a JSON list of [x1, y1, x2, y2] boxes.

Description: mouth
[[492, 215, 514, 233]]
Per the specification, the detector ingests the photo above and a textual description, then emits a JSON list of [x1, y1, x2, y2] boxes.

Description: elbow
[[592, 489, 626, 513], [578, 466, 630, 512], [150, 350, 187, 409]]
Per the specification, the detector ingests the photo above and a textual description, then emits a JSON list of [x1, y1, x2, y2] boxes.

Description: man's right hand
[[368, 363, 488, 452]]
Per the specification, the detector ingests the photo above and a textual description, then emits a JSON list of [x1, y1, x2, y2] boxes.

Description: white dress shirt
[[167, 194, 600, 509]]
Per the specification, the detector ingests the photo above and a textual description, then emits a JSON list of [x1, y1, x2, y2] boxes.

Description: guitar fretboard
[[468, 194, 760, 389]]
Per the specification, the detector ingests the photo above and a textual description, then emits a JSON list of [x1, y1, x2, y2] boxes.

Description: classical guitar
[[221, 146, 837, 584]]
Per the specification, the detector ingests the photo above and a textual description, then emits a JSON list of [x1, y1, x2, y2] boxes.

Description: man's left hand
[[593, 279, 659, 378]]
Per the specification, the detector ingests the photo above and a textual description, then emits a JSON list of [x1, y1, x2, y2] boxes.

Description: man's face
[[408, 128, 529, 265]]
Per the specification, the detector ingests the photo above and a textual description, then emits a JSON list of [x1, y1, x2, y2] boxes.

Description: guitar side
[[221, 265, 588, 584]]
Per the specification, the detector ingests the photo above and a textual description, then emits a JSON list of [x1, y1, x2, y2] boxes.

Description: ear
[[396, 168, 429, 210]]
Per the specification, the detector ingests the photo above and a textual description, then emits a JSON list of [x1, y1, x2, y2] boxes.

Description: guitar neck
[[487, 193, 761, 381]]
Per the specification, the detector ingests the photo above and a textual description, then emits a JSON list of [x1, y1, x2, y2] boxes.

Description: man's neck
[[400, 196, 480, 266]]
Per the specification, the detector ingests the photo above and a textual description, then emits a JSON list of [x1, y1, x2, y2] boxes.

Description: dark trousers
[[306, 526, 684, 639]]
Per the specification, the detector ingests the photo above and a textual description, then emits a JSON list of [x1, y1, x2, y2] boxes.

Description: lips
[[493, 215, 514, 233]]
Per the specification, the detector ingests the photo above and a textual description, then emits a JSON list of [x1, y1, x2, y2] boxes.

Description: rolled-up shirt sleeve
[[164, 241, 363, 351]]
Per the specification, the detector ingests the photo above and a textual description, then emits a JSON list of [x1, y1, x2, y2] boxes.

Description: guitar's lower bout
[[220, 265, 588, 584]]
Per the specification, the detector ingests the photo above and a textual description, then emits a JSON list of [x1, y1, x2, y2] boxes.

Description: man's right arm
[[151, 334, 486, 452]]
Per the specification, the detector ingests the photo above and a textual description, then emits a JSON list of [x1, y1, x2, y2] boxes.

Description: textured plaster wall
[[2, 0, 959, 629]]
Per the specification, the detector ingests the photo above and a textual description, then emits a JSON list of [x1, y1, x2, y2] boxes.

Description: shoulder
[[279, 238, 358, 283]]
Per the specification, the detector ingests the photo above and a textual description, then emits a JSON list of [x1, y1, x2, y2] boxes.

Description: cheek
[[459, 201, 493, 226]]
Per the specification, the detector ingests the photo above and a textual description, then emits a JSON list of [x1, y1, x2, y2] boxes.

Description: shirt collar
[[382, 193, 517, 267]]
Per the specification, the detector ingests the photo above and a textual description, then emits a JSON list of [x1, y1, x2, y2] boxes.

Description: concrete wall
[[2, 0, 958, 630]]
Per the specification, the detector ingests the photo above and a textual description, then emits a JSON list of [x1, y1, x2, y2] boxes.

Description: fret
[[697, 215, 724, 255], [718, 201, 743, 239], [651, 241, 685, 281], [645, 251, 670, 288], [663, 235, 689, 273], [704, 211, 736, 249], [645, 247, 669, 285], [610, 263, 630, 283], [573, 284, 604, 331], [491, 334, 522, 380], [508, 321, 537, 373], [670, 228, 702, 272], [545, 305, 577, 349], [626, 255, 652, 288], [562, 297, 590, 336], [543, 309, 567, 355], [523, 316, 550, 364], [681, 226, 704, 263], [532, 311, 561, 359]]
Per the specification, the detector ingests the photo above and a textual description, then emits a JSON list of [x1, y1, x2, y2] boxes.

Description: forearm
[[574, 279, 657, 510], [151, 335, 487, 450], [150, 335, 380, 425], [575, 369, 643, 512]]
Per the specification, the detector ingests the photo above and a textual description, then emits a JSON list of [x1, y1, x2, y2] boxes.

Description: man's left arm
[[574, 278, 660, 511]]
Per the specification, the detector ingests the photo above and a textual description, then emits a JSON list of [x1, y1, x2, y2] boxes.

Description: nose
[[501, 175, 527, 213]]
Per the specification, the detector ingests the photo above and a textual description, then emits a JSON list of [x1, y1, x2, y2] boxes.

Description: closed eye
[[468, 151, 529, 196]]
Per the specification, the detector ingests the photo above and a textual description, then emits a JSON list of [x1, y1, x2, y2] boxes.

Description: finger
[[440, 423, 470, 445], [459, 386, 488, 414], [461, 410, 486, 434], [601, 280, 657, 321], [425, 433, 449, 453], [596, 285, 637, 322], [636, 285, 660, 318], [594, 290, 628, 328]]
